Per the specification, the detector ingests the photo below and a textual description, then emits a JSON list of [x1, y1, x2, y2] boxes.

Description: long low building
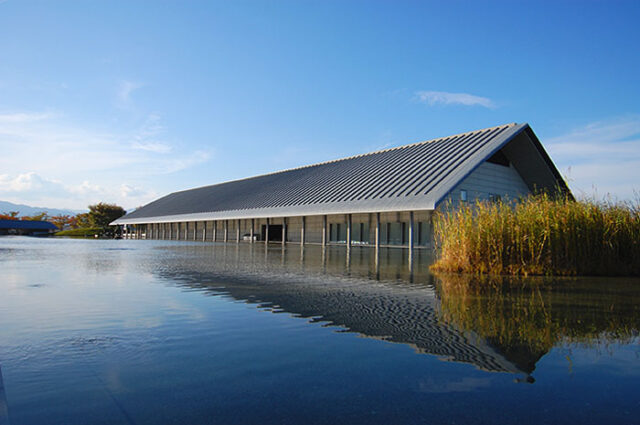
[[112, 122, 570, 248]]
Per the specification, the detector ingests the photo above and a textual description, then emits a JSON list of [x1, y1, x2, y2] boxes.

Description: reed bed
[[431, 195, 640, 276]]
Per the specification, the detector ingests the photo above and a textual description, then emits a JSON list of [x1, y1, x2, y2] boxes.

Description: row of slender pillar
[[123, 211, 417, 253]]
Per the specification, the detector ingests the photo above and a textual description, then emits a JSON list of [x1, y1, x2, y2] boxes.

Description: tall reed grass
[[431, 195, 640, 276]]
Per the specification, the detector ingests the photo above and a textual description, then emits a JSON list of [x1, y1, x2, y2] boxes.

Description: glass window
[[361, 222, 370, 244], [388, 222, 403, 245], [402, 222, 408, 244], [418, 221, 430, 246], [381, 223, 389, 245], [352, 222, 361, 243], [460, 189, 468, 202], [337, 223, 346, 242]]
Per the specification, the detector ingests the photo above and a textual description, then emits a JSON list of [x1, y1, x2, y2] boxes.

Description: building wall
[[444, 161, 530, 205], [138, 210, 431, 248]]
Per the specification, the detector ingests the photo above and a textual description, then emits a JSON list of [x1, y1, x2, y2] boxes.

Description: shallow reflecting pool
[[0, 237, 638, 424]]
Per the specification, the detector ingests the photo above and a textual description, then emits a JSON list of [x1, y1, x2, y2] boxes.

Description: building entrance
[[261, 224, 284, 242]]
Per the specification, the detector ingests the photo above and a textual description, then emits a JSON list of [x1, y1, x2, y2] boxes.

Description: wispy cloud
[[0, 112, 55, 123], [115, 80, 144, 111], [130, 114, 171, 153], [0, 111, 210, 209], [545, 115, 640, 200], [415, 90, 495, 108], [131, 142, 172, 153], [116, 80, 143, 106]]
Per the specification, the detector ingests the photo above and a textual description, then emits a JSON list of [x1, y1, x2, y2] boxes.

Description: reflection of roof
[[153, 244, 535, 374], [0, 219, 57, 230], [114, 123, 568, 224]]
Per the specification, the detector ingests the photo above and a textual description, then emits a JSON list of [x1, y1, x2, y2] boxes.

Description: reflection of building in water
[[114, 123, 569, 253], [151, 244, 545, 376], [0, 365, 8, 425]]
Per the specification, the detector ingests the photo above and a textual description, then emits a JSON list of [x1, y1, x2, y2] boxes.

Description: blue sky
[[1, 0, 639, 210]]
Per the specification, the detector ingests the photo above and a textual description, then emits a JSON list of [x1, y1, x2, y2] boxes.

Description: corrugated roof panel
[[114, 123, 542, 224]]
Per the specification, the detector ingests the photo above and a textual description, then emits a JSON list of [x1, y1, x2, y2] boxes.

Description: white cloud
[[0, 172, 160, 211], [0, 172, 63, 193], [0, 112, 54, 123], [0, 111, 210, 209], [415, 91, 495, 108], [545, 115, 640, 200], [132, 141, 172, 153]]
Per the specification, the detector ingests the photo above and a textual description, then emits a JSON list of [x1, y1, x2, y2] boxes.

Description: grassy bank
[[431, 195, 640, 276], [55, 227, 103, 237]]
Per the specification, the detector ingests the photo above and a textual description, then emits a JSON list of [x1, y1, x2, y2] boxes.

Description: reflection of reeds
[[436, 274, 556, 357], [435, 274, 640, 360], [431, 195, 640, 276]]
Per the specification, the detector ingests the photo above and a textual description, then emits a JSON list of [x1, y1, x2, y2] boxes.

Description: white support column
[[250, 219, 254, 244], [282, 218, 286, 246], [322, 215, 327, 246], [265, 218, 270, 245], [224, 220, 228, 243], [213, 221, 217, 242], [408, 211, 414, 264], [236, 219, 240, 243], [375, 212, 380, 250], [300, 216, 305, 246], [203, 221, 207, 242], [408, 212, 414, 249], [193, 222, 197, 241]]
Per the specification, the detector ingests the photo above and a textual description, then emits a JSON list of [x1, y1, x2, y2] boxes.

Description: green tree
[[71, 213, 91, 229], [88, 203, 126, 231]]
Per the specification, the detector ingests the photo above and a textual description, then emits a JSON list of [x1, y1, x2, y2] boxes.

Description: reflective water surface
[[0, 237, 638, 424]]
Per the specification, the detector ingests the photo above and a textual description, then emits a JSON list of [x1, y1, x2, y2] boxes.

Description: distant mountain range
[[0, 200, 85, 217]]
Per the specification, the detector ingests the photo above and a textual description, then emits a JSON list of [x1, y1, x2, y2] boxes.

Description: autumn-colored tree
[[21, 212, 49, 221], [0, 211, 20, 220], [49, 215, 73, 231], [88, 203, 126, 230]]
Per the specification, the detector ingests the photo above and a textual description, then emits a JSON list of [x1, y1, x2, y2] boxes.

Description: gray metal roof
[[114, 123, 563, 225]]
